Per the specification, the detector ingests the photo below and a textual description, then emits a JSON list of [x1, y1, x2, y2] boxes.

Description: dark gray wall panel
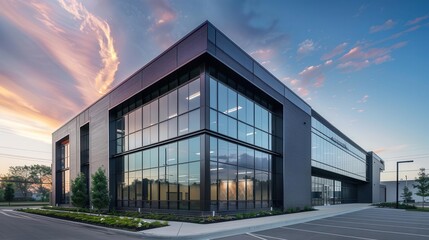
[[251, 76, 284, 104], [284, 88, 311, 114], [142, 47, 177, 87], [178, 25, 207, 66], [283, 99, 312, 209], [213, 49, 254, 83], [109, 72, 142, 108], [253, 63, 284, 97], [208, 24, 216, 43], [215, 31, 253, 72]]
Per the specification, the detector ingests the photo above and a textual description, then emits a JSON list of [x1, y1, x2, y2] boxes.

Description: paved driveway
[[0, 208, 141, 240], [215, 208, 429, 240]]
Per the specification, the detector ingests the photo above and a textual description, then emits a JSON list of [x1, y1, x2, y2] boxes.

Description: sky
[[0, 0, 428, 181]]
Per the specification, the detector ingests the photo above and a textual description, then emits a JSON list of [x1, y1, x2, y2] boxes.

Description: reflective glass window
[[178, 84, 188, 115], [188, 109, 200, 133], [188, 79, 200, 111], [168, 90, 177, 119], [159, 95, 168, 122], [210, 78, 217, 109]]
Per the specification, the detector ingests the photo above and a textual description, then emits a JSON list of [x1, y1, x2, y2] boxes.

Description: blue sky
[[0, 0, 428, 180]]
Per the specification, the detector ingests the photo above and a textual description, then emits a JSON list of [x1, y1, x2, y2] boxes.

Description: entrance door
[[323, 185, 331, 205]]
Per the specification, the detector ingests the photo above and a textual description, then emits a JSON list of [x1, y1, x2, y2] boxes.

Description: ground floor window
[[115, 135, 201, 210], [209, 136, 272, 211], [311, 176, 358, 206]]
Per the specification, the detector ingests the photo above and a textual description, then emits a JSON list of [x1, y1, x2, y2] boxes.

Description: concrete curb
[[139, 204, 374, 240]]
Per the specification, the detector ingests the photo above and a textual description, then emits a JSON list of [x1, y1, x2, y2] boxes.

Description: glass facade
[[209, 137, 272, 211], [80, 124, 90, 204], [116, 135, 201, 210], [112, 70, 202, 210], [311, 117, 367, 181], [208, 75, 280, 211], [114, 78, 200, 154], [56, 138, 70, 204], [311, 176, 341, 206], [209, 77, 279, 152]]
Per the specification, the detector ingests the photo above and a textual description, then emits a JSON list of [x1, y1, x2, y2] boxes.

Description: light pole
[[397, 160, 414, 208]]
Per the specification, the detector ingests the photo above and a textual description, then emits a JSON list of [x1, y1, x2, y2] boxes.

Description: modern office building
[[52, 21, 384, 213]]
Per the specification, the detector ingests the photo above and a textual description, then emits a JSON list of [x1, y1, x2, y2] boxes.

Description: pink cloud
[[374, 55, 392, 64], [370, 19, 396, 33], [338, 42, 406, 71], [146, 0, 178, 49], [406, 15, 429, 25], [321, 42, 348, 60], [0, 1, 120, 104], [296, 87, 310, 97], [337, 60, 370, 72]]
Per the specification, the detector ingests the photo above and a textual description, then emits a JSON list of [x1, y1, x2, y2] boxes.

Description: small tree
[[4, 183, 15, 206], [71, 173, 88, 209], [401, 185, 413, 203], [0, 188, 4, 201], [413, 168, 429, 208], [91, 167, 109, 213]]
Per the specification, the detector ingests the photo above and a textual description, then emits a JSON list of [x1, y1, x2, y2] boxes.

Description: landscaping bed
[[373, 202, 417, 209], [18, 208, 168, 231], [41, 206, 315, 224]]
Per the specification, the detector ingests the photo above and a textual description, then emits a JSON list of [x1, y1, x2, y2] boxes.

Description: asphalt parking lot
[[214, 207, 429, 240]]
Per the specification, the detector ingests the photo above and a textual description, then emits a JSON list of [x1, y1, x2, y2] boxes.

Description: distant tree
[[71, 173, 88, 209], [413, 168, 429, 208], [8, 166, 31, 200], [0, 188, 4, 202], [29, 165, 52, 201], [91, 167, 109, 213], [4, 183, 14, 206], [401, 185, 413, 203]]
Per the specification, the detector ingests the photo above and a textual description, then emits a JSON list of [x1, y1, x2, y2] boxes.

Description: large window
[[311, 118, 367, 181], [56, 138, 70, 204], [115, 78, 201, 153], [116, 135, 201, 210], [209, 77, 277, 151], [209, 136, 272, 211]]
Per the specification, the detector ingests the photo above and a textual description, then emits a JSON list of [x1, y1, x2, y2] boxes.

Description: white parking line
[[331, 216, 429, 226], [246, 233, 288, 240], [246, 233, 268, 240], [0, 210, 31, 220], [303, 222, 429, 238], [319, 218, 429, 231], [280, 227, 377, 240]]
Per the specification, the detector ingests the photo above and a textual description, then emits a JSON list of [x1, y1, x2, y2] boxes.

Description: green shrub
[[18, 209, 168, 231], [373, 202, 417, 209]]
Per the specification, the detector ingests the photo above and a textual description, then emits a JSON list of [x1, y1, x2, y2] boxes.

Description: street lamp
[[397, 160, 414, 208]]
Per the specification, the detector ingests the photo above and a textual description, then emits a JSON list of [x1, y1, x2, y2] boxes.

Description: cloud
[[351, 107, 365, 113], [338, 42, 406, 71], [406, 15, 429, 25], [358, 95, 369, 103], [297, 39, 315, 55], [374, 144, 408, 154], [0, 0, 120, 142], [374, 55, 393, 64], [298, 59, 334, 88], [145, 0, 178, 49], [58, 0, 120, 95], [370, 19, 396, 33], [0, 1, 120, 104], [321, 42, 348, 60], [337, 60, 370, 72]]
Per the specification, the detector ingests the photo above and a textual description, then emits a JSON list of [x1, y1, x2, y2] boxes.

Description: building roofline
[[53, 21, 211, 134]]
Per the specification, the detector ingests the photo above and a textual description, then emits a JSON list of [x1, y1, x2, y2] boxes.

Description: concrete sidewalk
[[140, 204, 373, 239]]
